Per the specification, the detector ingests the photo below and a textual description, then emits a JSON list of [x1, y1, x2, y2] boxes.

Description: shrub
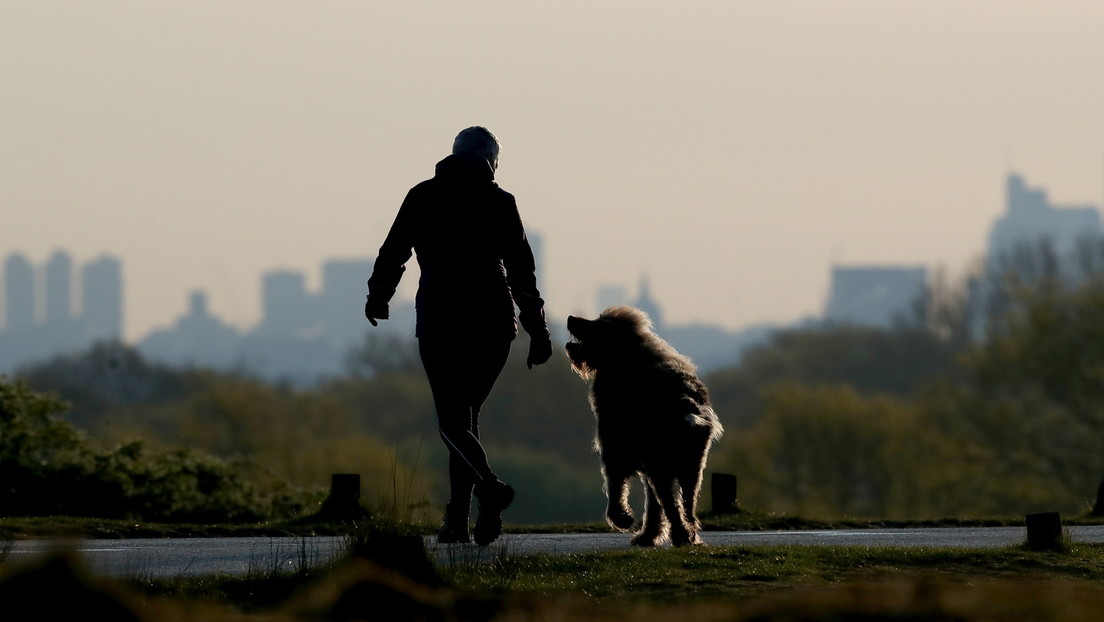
[[0, 377, 310, 522]]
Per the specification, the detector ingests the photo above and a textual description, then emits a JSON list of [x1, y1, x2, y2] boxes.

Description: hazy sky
[[5, 1, 1104, 341]]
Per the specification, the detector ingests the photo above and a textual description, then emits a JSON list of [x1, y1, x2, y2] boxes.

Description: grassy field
[[4, 512, 1104, 620], [20, 539, 1104, 621], [442, 542, 1104, 621]]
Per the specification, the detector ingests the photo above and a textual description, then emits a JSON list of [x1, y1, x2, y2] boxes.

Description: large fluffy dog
[[565, 306, 723, 546]]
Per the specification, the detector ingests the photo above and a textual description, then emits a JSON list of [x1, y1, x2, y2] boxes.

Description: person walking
[[364, 126, 553, 545]]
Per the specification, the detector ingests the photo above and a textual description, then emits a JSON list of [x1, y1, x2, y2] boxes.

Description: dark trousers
[[418, 336, 512, 508]]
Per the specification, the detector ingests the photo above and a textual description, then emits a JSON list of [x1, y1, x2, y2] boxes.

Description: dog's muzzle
[[566, 315, 593, 340]]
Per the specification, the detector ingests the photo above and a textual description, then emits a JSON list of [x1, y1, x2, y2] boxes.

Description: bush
[[0, 377, 310, 522]]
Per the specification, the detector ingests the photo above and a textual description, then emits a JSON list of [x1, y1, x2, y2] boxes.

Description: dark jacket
[[367, 154, 549, 341]]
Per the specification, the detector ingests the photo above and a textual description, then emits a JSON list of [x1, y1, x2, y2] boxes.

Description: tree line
[[9, 240, 1104, 523]]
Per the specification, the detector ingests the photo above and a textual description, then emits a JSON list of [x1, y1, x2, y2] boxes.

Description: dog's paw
[[627, 532, 657, 547], [671, 531, 705, 547], [606, 508, 635, 531]]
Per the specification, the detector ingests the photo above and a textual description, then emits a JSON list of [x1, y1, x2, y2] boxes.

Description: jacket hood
[[434, 153, 496, 182]]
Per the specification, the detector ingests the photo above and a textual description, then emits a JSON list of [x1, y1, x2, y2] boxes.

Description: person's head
[[452, 126, 500, 171]]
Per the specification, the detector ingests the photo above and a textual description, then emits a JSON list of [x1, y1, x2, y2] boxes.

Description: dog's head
[[565, 305, 656, 380]]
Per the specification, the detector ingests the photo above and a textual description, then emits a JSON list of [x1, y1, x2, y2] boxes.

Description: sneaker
[[436, 503, 470, 544], [473, 479, 514, 546], [437, 520, 470, 544]]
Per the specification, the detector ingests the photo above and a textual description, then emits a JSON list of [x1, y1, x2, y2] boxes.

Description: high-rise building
[[261, 270, 312, 335], [3, 253, 35, 331], [81, 255, 123, 340], [989, 173, 1102, 259], [44, 250, 73, 325], [824, 265, 928, 329], [320, 258, 374, 347]]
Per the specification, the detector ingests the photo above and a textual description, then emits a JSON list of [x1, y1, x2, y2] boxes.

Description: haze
[[4, 1, 1104, 342]]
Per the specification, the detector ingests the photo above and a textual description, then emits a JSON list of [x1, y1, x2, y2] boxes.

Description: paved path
[[6, 526, 1104, 578], [4, 536, 350, 578], [429, 525, 1104, 564]]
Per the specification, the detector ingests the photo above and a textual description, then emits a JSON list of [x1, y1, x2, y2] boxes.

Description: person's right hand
[[364, 298, 389, 327]]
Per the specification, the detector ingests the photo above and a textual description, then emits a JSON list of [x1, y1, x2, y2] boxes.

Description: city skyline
[[4, 168, 1102, 382], [4, 170, 1099, 344], [5, 2, 1104, 341]]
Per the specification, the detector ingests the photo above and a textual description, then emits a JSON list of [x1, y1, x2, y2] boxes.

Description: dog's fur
[[565, 306, 723, 546]]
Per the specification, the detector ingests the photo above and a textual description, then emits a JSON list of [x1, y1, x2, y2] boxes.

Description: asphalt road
[[6, 526, 1104, 578]]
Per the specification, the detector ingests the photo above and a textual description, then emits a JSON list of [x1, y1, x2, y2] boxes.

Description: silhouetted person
[[365, 126, 553, 545]]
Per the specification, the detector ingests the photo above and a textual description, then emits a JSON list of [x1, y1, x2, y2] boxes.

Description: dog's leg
[[677, 447, 709, 536], [602, 465, 635, 532], [674, 479, 706, 547], [651, 471, 700, 547], [630, 476, 667, 547]]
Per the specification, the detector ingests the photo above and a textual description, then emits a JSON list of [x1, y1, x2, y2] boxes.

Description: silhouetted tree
[[706, 325, 960, 430], [344, 333, 421, 378], [15, 342, 208, 428]]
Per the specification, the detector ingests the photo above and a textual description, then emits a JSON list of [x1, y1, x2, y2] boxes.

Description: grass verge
[[99, 541, 1104, 621], [5, 514, 1104, 620]]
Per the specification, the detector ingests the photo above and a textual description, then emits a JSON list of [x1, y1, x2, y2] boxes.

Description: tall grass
[[373, 437, 431, 527]]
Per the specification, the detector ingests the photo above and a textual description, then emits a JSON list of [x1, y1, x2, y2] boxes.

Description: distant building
[[596, 284, 628, 314], [3, 253, 35, 331], [824, 265, 928, 329], [44, 250, 73, 325], [968, 173, 1104, 337], [594, 277, 665, 329], [319, 258, 375, 349], [989, 173, 1102, 260], [81, 255, 123, 341], [139, 291, 242, 369], [257, 258, 386, 347], [983, 173, 1104, 291], [632, 277, 665, 330], [138, 258, 414, 386], [259, 270, 313, 337], [591, 277, 774, 372], [0, 251, 124, 374]]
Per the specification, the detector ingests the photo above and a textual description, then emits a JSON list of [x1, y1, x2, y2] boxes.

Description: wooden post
[[1025, 511, 1063, 550], [318, 473, 370, 521], [711, 472, 739, 514]]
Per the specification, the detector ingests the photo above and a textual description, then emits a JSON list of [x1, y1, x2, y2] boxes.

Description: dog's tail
[[687, 405, 724, 443]]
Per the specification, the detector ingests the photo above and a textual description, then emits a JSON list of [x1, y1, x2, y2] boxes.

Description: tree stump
[[318, 473, 371, 521], [1025, 511, 1063, 550]]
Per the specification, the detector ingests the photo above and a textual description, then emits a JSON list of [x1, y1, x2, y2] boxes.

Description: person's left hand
[[364, 297, 389, 327], [527, 334, 553, 369]]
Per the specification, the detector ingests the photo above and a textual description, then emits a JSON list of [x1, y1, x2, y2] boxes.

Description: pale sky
[[4, 1, 1104, 341]]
